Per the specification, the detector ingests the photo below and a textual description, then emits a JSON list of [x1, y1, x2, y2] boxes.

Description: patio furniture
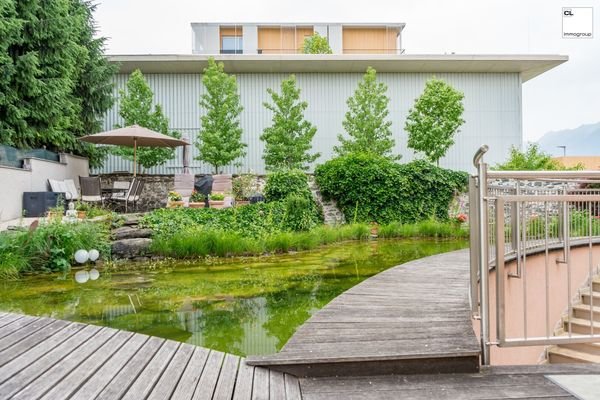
[[110, 180, 132, 200], [48, 178, 78, 201], [113, 179, 144, 212], [79, 176, 103, 205]]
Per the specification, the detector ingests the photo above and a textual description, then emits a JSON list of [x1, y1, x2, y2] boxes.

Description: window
[[221, 36, 243, 54]]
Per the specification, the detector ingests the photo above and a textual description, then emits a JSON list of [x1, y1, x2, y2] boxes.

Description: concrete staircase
[[548, 277, 600, 363]]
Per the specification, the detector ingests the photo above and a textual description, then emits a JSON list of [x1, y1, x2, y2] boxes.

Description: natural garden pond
[[0, 238, 466, 357]]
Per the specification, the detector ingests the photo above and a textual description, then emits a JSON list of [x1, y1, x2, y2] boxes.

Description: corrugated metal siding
[[95, 72, 522, 174]]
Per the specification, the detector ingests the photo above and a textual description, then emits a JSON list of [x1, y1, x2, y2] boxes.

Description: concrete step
[[560, 341, 600, 356], [573, 303, 600, 322], [593, 278, 600, 292], [564, 317, 600, 335], [548, 346, 600, 363], [580, 289, 600, 307]]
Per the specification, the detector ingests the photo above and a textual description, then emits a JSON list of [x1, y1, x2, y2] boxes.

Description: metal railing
[[470, 146, 600, 365]]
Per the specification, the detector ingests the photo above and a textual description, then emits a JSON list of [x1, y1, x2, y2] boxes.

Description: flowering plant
[[168, 191, 182, 201], [189, 190, 205, 203], [455, 213, 468, 223]]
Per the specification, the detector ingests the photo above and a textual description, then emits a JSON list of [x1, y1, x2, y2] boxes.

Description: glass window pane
[[221, 36, 243, 54]]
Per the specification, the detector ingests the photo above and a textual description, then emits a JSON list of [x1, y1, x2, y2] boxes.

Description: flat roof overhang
[[108, 54, 568, 82]]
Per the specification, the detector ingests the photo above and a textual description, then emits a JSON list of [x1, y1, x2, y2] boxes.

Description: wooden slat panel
[[147, 343, 195, 400], [191, 350, 225, 400], [232, 360, 255, 400], [95, 336, 164, 399], [251, 367, 269, 400], [0, 324, 101, 398], [0, 317, 54, 352], [10, 327, 116, 400], [269, 370, 286, 399], [69, 333, 149, 400], [0, 317, 38, 338], [285, 374, 302, 400], [38, 330, 133, 400], [170, 347, 210, 400], [121, 339, 180, 400], [213, 353, 240, 400]]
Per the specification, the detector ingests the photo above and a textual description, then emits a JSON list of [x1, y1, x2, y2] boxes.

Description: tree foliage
[[197, 58, 246, 174], [334, 67, 398, 160], [115, 69, 180, 170], [315, 154, 468, 224], [261, 75, 320, 171], [405, 78, 465, 165], [302, 33, 332, 54], [0, 0, 115, 168], [494, 143, 578, 171]]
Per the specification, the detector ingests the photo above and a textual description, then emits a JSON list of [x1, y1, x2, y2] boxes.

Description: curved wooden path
[[0, 312, 300, 400], [247, 249, 481, 376]]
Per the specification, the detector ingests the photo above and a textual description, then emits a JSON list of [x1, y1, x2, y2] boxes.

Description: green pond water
[[0, 239, 466, 357]]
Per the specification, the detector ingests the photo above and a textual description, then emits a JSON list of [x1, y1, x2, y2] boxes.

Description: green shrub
[[283, 195, 320, 232], [0, 220, 111, 276], [378, 221, 468, 238], [314, 154, 468, 224], [264, 169, 312, 201]]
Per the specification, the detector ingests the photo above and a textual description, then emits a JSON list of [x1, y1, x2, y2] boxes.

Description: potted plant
[[168, 191, 184, 208], [232, 173, 255, 206], [209, 193, 226, 209], [75, 201, 89, 219], [46, 204, 64, 222], [189, 190, 205, 208]]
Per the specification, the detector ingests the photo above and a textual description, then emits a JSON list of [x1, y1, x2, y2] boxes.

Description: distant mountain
[[537, 122, 600, 156]]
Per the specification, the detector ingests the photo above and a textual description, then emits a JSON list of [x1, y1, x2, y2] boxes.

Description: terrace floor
[[2, 250, 600, 399]]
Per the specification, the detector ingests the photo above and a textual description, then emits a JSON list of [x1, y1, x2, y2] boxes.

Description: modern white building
[[95, 22, 567, 174]]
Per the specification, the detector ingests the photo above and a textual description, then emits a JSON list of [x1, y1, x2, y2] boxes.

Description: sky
[[94, 0, 599, 143]]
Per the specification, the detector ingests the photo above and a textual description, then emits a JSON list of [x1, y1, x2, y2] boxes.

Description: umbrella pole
[[133, 137, 137, 177]]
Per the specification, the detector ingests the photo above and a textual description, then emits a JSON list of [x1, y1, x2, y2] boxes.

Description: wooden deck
[[247, 250, 481, 377], [0, 312, 300, 400]]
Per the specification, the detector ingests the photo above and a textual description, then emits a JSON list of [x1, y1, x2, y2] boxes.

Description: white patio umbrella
[[79, 125, 188, 176]]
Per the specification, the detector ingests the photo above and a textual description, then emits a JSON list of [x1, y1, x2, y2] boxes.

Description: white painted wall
[[327, 24, 343, 54], [243, 24, 258, 55], [97, 72, 522, 175], [0, 155, 89, 222]]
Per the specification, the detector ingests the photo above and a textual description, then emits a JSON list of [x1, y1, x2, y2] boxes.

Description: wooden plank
[[0, 324, 101, 398], [251, 367, 269, 400], [0, 314, 30, 337], [69, 333, 149, 400], [10, 327, 116, 400], [95, 336, 164, 400], [38, 330, 133, 400], [0, 313, 22, 329], [121, 339, 180, 400], [147, 343, 195, 400], [191, 350, 225, 400], [170, 346, 211, 400], [269, 369, 286, 400], [232, 360, 255, 400], [284, 374, 302, 400], [213, 353, 240, 400], [0, 317, 54, 352]]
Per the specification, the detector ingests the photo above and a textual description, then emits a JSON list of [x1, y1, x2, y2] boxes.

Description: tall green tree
[[196, 57, 246, 174], [115, 69, 179, 171], [0, 0, 115, 167], [334, 67, 398, 160], [302, 33, 332, 54], [261, 75, 320, 171], [405, 78, 465, 165]]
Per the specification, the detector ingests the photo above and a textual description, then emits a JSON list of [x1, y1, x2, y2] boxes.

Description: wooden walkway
[[247, 250, 481, 376], [0, 312, 300, 400]]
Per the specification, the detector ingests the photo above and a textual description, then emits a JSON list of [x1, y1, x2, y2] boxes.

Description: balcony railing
[[470, 145, 600, 365]]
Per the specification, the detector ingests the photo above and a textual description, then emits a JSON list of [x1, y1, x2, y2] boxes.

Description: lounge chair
[[114, 179, 144, 212]]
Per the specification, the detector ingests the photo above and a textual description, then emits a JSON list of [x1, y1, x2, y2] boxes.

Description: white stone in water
[[89, 269, 100, 280], [74, 270, 90, 284], [74, 249, 89, 264]]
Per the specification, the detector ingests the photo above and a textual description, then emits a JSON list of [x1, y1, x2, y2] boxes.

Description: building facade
[[94, 23, 567, 175], [191, 23, 405, 55]]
